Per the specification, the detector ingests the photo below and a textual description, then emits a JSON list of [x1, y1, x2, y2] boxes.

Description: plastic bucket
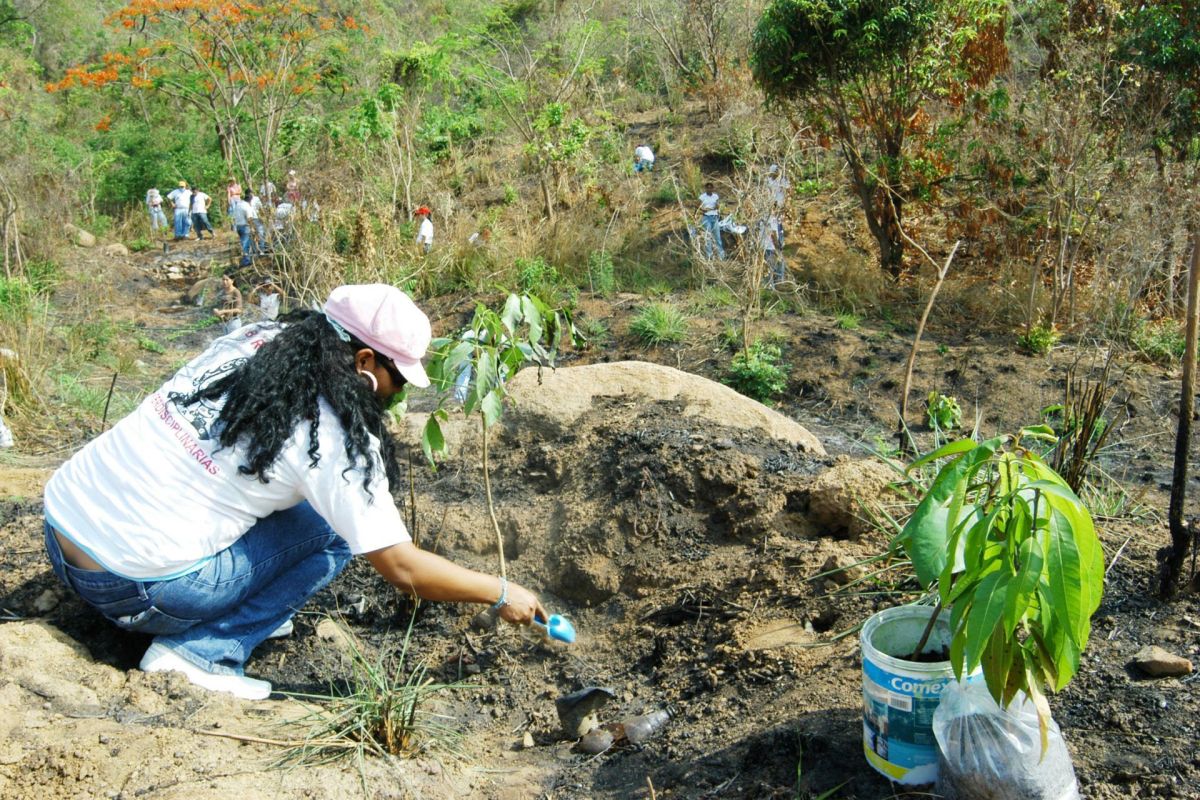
[[860, 604, 966, 786]]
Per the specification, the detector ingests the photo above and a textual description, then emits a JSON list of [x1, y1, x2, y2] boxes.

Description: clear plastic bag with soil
[[933, 679, 1080, 800]]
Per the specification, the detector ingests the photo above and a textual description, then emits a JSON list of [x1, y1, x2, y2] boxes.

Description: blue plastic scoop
[[533, 613, 576, 644]]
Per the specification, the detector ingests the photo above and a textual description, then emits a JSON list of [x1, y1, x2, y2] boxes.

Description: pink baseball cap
[[323, 284, 431, 388]]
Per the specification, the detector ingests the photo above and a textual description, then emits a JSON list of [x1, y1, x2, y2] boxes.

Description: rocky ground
[[0, 232, 1197, 799]]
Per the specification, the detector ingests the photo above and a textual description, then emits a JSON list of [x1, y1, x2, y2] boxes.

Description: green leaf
[[1044, 508, 1086, 648], [521, 295, 543, 344], [905, 436, 981, 473], [480, 388, 504, 428], [1004, 537, 1043, 636], [420, 414, 445, 466], [500, 293, 521, 335], [898, 439, 1001, 586], [964, 570, 1011, 672]]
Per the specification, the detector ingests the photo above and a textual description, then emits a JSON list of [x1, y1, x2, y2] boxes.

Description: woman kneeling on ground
[[42, 284, 545, 700]]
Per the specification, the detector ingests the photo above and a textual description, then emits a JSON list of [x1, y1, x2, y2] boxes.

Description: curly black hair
[[172, 309, 401, 494]]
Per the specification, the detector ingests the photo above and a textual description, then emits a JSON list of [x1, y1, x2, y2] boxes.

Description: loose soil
[[0, 236, 1197, 799]]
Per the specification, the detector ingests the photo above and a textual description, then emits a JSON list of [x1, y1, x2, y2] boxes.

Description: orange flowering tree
[[47, 0, 367, 185]]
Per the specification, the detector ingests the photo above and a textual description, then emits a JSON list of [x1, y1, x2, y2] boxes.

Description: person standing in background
[[698, 182, 725, 260], [258, 178, 277, 208], [765, 164, 790, 246], [230, 195, 253, 265], [226, 177, 242, 217], [285, 170, 300, 204], [190, 187, 214, 240], [245, 189, 266, 253], [167, 181, 193, 241], [145, 187, 167, 235], [415, 206, 433, 254]]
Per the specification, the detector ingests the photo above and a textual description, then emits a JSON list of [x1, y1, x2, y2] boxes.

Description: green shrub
[[586, 250, 616, 295], [835, 311, 860, 330], [925, 392, 962, 430], [724, 341, 789, 402], [653, 180, 679, 204], [1130, 318, 1185, 363], [630, 302, 689, 346], [128, 237, 153, 253], [1017, 323, 1058, 355], [137, 336, 167, 354], [0, 276, 36, 320], [516, 256, 560, 296], [502, 184, 518, 205]]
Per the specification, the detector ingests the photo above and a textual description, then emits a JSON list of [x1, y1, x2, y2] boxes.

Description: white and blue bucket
[[860, 604, 973, 786]]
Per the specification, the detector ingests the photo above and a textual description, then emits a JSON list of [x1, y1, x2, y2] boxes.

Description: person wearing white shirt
[[415, 206, 433, 253], [698, 182, 725, 260], [166, 182, 193, 240], [760, 214, 785, 287], [245, 189, 266, 253], [42, 285, 548, 700], [190, 188, 214, 239], [765, 164, 790, 245], [634, 144, 655, 173], [146, 187, 167, 234]]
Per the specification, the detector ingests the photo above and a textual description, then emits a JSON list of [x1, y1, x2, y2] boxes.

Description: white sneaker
[[140, 643, 272, 700], [267, 619, 293, 639]]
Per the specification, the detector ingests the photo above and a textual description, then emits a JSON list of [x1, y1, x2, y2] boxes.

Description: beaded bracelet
[[491, 576, 509, 610]]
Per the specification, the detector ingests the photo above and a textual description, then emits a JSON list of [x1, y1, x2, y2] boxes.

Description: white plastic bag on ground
[[0, 417, 12, 448], [933, 679, 1080, 800]]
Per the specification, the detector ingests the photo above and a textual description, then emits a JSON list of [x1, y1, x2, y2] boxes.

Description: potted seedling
[[863, 427, 1103, 793]]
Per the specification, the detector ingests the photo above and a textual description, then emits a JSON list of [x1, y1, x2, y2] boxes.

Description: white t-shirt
[[767, 174, 790, 206], [760, 217, 780, 251], [258, 291, 281, 320], [417, 218, 434, 245], [43, 323, 410, 579], [248, 196, 263, 220], [699, 192, 720, 216], [146, 188, 162, 207], [634, 145, 655, 163], [191, 191, 211, 213], [168, 188, 192, 211]]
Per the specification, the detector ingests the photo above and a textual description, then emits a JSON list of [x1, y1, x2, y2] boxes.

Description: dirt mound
[[505, 361, 827, 455]]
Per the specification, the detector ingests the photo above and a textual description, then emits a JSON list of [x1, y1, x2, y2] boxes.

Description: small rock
[[820, 553, 864, 586], [314, 618, 355, 653], [522, 731, 535, 749], [470, 608, 498, 632], [32, 589, 59, 614], [102, 242, 129, 257], [577, 728, 613, 754], [1132, 645, 1193, 678], [713, 438, 735, 450], [63, 223, 97, 248]]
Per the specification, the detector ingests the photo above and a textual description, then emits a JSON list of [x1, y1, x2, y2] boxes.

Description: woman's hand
[[497, 580, 547, 627]]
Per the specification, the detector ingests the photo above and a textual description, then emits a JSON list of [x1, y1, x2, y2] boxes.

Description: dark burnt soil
[[1, 243, 1199, 799]]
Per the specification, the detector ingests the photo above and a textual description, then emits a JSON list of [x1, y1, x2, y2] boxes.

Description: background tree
[[751, 0, 1009, 277], [47, 0, 366, 183]]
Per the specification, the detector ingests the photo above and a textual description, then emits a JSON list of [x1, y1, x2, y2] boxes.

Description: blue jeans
[[634, 159, 654, 173], [149, 206, 167, 231], [702, 214, 725, 259], [236, 224, 254, 256], [191, 212, 213, 238], [44, 502, 351, 676], [173, 209, 191, 239]]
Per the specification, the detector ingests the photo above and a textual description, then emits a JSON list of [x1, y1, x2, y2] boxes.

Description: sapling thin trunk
[[1163, 232, 1200, 597], [481, 416, 507, 581], [908, 600, 943, 661], [897, 240, 959, 455]]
